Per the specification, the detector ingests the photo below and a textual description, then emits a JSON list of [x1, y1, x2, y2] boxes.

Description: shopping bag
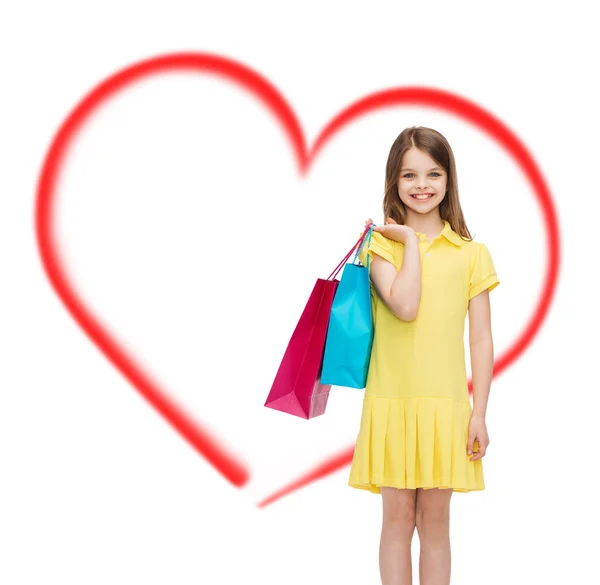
[[264, 225, 372, 419], [320, 224, 375, 389]]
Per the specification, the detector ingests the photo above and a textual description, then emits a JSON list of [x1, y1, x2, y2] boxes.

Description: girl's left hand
[[467, 414, 489, 461]]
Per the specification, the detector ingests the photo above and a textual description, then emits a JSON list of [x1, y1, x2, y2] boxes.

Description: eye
[[403, 172, 442, 178]]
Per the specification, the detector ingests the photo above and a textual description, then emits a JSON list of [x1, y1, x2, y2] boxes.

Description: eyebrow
[[401, 167, 443, 171]]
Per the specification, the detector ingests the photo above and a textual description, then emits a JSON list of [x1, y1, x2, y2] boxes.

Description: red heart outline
[[35, 51, 561, 508]]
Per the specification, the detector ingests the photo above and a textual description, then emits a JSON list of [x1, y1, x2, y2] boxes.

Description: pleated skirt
[[348, 395, 485, 493]]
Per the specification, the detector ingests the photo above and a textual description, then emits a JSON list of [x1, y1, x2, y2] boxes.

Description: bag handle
[[326, 223, 375, 281]]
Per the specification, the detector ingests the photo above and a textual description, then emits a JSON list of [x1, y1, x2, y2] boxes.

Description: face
[[397, 147, 448, 217]]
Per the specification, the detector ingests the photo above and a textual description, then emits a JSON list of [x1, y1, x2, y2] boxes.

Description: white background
[[1, 1, 598, 583]]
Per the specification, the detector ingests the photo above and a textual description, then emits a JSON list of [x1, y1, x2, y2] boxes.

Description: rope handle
[[326, 223, 375, 281]]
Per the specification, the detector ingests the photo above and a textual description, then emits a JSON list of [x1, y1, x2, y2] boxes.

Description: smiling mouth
[[411, 193, 434, 200]]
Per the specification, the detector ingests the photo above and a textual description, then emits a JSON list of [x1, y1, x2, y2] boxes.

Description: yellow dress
[[348, 220, 500, 493]]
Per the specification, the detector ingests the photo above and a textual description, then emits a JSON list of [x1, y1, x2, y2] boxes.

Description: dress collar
[[413, 219, 467, 247]]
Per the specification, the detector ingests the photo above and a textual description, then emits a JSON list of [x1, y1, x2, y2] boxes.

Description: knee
[[383, 507, 416, 531], [415, 507, 450, 536]]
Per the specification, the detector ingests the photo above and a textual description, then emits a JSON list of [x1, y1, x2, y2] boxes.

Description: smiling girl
[[348, 126, 500, 585]]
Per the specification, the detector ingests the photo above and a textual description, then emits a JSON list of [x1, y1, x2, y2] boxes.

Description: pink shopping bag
[[264, 225, 372, 419]]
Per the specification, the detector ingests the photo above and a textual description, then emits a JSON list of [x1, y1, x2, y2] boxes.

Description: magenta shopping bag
[[264, 225, 371, 419]]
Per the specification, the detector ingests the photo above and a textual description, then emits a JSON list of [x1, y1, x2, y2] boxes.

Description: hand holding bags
[[320, 224, 375, 389], [264, 224, 373, 419]]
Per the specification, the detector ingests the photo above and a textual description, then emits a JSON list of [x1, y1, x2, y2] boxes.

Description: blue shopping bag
[[320, 224, 375, 389]]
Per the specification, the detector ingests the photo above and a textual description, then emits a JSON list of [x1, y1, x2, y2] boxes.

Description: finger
[[469, 441, 483, 460], [467, 438, 475, 455]]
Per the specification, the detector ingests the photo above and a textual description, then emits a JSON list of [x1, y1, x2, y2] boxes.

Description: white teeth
[[412, 194, 433, 199]]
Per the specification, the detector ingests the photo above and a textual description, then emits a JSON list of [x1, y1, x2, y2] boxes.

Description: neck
[[404, 212, 444, 234]]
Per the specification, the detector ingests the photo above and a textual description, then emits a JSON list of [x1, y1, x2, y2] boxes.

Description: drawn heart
[[35, 52, 560, 508]]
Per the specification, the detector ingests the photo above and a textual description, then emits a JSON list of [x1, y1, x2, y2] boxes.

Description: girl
[[348, 126, 500, 585]]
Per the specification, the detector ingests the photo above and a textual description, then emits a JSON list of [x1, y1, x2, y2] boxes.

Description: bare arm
[[368, 233, 422, 321], [468, 289, 494, 418], [390, 235, 422, 320]]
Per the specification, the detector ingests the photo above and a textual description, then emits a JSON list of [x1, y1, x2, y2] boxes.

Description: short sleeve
[[356, 230, 396, 267], [469, 243, 500, 300]]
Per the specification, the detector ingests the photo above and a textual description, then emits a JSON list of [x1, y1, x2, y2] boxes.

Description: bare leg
[[415, 487, 453, 585], [380, 487, 417, 585]]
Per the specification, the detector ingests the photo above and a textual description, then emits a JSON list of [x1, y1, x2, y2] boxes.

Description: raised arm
[[368, 232, 422, 321]]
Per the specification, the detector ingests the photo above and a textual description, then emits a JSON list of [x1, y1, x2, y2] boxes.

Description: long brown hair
[[382, 126, 474, 242]]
